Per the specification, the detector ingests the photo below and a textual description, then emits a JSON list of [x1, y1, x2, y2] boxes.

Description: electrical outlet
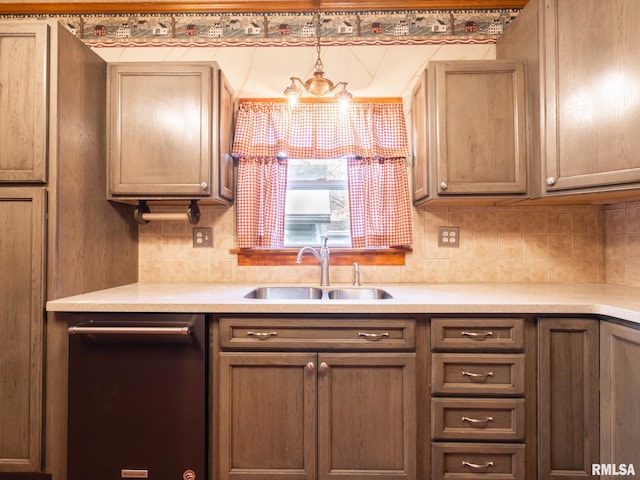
[[193, 227, 213, 248], [438, 226, 460, 248]]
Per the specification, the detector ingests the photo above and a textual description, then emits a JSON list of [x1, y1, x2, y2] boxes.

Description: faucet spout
[[295, 236, 330, 286], [296, 246, 321, 264]]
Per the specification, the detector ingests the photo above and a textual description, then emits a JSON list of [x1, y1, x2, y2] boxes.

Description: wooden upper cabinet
[[411, 75, 428, 203], [544, 0, 640, 193], [412, 60, 527, 205], [218, 72, 235, 202], [498, 0, 640, 198], [107, 62, 234, 204], [0, 22, 48, 183]]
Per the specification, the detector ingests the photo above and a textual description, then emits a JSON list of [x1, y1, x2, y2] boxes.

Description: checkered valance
[[232, 100, 411, 160]]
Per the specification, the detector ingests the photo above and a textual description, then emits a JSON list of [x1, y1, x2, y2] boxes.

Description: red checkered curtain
[[235, 157, 288, 248], [232, 100, 412, 248], [347, 157, 413, 247]]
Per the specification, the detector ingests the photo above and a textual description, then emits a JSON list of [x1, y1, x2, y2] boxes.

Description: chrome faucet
[[352, 262, 361, 286], [296, 235, 331, 286]]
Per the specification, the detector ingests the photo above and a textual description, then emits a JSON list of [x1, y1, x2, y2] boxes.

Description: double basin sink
[[244, 286, 392, 300]]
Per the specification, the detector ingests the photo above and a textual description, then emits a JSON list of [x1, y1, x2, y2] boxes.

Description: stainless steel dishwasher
[[67, 313, 207, 480]]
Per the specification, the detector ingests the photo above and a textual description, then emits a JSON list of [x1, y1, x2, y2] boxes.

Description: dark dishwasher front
[[67, 313, 206, 480]]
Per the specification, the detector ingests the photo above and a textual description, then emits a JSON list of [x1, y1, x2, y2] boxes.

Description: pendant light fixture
[[284, 0, 353, 104]]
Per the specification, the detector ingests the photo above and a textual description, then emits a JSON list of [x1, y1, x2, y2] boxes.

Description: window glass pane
[[284, 159, 351, 247]]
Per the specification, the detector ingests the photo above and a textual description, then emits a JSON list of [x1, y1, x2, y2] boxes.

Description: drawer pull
[[461, 370, 494, 381], [358, 332, 390, 341], [462, 460, 494, 470], [461, 331, 493, 339], [462, 415, 494, 425], [246, 331, 278, 339]]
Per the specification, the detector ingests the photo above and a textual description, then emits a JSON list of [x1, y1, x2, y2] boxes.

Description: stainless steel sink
[[244, 286, 324, 300], [327, 288, 393, 300], [244, 286, 393, 300]]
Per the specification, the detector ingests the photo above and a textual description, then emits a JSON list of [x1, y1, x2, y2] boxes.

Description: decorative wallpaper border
[[1, 9, 520, 47]]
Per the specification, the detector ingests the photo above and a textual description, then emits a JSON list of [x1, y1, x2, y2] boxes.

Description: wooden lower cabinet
[[600, 321, 640, 477], [537, 318, 599, 480], [214, 314, 640, 480], [430, 316, 534, 480], [432, 442, 526, 480], [218, 351, 416, 480]]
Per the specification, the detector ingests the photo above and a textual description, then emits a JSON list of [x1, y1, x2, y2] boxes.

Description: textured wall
[[604, 201, 640, 287], [137, 203, 611, 285]]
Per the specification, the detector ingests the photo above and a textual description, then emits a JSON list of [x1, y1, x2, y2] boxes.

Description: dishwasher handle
[[68, 325, 192, 336]]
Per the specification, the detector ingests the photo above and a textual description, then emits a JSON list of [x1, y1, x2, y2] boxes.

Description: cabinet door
[[218, 352, 317, 480], [0, 22, 48, 183], [538, 318, 599, 480], [217, 70, 235, 202], [411, 72, 428, 204], [600, 321, 640, 476], [108, 63, 212, 197], [543, 0, 640, 192], [430, 60, 527, 196], [0, 187, 45, 472], [317, 353, 416, 480]]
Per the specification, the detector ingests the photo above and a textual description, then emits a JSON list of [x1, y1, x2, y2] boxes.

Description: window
[[284, 158, 350, 247], [231, 99, 414, 264]]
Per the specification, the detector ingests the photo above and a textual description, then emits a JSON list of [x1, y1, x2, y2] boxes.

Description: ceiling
[[94, 42, 498, 107]]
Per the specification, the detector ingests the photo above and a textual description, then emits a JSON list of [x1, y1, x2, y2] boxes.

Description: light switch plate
[[438, 226, 460, 248], [193, 227, 213, 248]]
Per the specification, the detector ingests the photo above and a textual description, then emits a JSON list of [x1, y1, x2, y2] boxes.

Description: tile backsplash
[[136, 201, 640, 286], [603, 200, 640, 287]]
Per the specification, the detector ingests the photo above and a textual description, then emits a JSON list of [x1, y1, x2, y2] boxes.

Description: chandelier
[[284, 0, 353, 103]]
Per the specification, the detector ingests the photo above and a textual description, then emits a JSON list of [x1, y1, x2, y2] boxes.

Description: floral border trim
[[1, 9, 521, 47]]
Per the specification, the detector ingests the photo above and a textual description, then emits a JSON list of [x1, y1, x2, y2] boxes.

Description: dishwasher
[[67, 313, 207, 480]]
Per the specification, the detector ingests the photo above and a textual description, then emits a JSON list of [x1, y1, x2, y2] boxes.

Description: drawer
[[431, 318, 525, 351], [432, 442, 525, 480], [218, 317, 415, 350], [432, 398, 525, 441], [432, 354, 525, 396]]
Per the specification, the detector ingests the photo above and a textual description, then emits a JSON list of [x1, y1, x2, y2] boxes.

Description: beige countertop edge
[[46, 282, 640, 325]]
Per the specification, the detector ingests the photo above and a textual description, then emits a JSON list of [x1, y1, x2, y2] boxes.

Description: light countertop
[[46, 282, 640, 324]]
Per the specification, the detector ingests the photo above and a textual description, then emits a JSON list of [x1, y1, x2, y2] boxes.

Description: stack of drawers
[[430, 317, 526, 480]]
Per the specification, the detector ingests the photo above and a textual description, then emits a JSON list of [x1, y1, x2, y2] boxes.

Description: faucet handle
[[321, 235, 329, 248]]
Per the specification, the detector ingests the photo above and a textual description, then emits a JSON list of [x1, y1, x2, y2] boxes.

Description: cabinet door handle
[[461, 370, 494, 380], [546, 176, 557, 186], [461, 331, 493, 339], [462, 416, 494, 425], [319, 362, 329, 373], [200, 182, 208, 190], [246, 331, 278, 339], [307, 362, 315, 371], [440, 181, 448, 190], [462, 460, 494, 470], [358, 332, 389, 341]]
